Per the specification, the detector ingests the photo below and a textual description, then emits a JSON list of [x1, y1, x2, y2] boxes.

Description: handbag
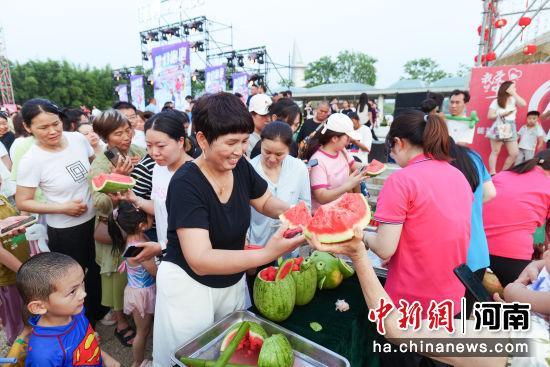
[[94, 217, 112, 245]]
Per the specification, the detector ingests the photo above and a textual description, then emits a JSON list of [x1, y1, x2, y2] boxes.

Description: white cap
[[248, 94, 272, 115], [321, 113, 362, 140]]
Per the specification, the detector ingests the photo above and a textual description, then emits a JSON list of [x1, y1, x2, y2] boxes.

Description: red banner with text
[[469, 64, 550, 168]]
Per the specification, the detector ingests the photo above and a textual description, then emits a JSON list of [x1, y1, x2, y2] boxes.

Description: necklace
[[199, 158, 226, 196]]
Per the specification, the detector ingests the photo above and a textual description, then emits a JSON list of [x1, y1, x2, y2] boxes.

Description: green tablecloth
[[251, 275, 380, 367]]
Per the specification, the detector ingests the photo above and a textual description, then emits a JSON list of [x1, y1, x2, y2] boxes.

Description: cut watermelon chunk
[[91, 173, 135, 193], [304, 193, 371, 244], [365, 159, 386, 176]]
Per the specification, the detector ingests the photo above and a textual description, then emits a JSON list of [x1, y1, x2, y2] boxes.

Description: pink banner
[[469, 64, 550, 168]]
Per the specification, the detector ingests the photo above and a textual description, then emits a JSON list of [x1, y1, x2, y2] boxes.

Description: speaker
[[394, 92, 427, 117]]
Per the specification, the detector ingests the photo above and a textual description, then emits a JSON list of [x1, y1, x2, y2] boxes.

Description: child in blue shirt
[[16, 252, 119, 367]]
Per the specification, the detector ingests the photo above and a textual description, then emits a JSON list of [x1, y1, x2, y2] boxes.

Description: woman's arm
[[125, 189, 155, 215], [2, 155, 12, 171], [487, 108, 499, 120], [140, 258, 158, 277], [352, 139, 370, 152], [363, 223, 402, 260], [511, 93, 526, 108], [178, 225, 304, 276], [0, 245, 22, 272], [482, 181, 497, 203], [15, 185, 85, 216], [250, 190, 289, 219]]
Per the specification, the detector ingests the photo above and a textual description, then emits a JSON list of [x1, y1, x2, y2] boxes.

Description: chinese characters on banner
[[469, 64, 550, 168], [116, 84, 128, 102], [204, 65, 226, 94], [232, 72, 249, 104], [368, 298, 530, 335], [130, 75, 145, 111], [151, 42, 192, 111]]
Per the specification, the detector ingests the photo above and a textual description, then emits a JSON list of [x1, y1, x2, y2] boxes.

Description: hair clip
[[539, 159, 545, 165], [113, 208, 119, 220], [424, 114, 429, 123]]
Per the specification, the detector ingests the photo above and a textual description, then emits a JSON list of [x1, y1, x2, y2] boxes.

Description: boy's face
[[30, 265, 86, 319], [526, 115, 538, 126]]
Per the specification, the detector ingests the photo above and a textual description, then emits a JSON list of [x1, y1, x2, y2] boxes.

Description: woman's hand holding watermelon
[[307, 226, 368, 263], [264, 223, 305, 259]]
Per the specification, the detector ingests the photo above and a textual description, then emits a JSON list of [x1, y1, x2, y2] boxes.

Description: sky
[[1, 0, 483, 88]]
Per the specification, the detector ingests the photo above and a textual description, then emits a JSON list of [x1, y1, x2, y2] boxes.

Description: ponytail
[[107, 212, 126, 255], [449, 138, 480, 192], [423, 114, 450, 161], [300, 128, 345, 161], [508, 149, 550, 174], [386, 110, 450, 161]]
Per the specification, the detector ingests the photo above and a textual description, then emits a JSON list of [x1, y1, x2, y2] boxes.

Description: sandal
[[114, 326, 136, 347]]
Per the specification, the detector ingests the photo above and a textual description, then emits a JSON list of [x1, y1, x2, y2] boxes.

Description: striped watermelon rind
[[253, 268, 296, 322], [365, 159, 387, 176], [291, 259, 317, 306], [219, 321, 268, 353], [258, 334, 294, 367]]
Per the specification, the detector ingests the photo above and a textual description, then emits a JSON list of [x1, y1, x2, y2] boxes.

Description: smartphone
[[0, 216, 37, 236], [104, 147, 126, 167], [122, 245, 144, 258], [453, 264, 493, 302], [307, 159, 319, 168]]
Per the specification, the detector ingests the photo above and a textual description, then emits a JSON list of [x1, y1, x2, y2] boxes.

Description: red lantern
[[475, 54, 487, 63], [495, 19, 507, 28], [486, 52, 497, 61], [523, 44, 537, 55], [518, 17, 532, 27]]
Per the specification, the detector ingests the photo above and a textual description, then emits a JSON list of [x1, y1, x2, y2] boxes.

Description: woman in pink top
[[484, 149, 550, 286], [302, 113, 367, 212], [364, 111, 473, 318]]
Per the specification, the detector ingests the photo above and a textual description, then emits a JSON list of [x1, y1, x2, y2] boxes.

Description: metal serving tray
[[172, 310, 350, 367]]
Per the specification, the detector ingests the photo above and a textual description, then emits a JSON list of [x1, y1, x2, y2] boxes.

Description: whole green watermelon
[[253, 268, 296, 322], [258, 334, 294, 367], [291, 257, 317, 306]]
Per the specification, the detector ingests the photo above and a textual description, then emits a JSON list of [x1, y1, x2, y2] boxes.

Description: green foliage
[[401, 58, 450, 84], [10, 59, 116, 109], [455, 63, 472, 78], [191, 79, 205, 96], [278, 78, 294, 88], [304, 51, 377, 87]]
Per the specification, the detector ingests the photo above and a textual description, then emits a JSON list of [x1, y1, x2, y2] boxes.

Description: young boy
[[516, 110, 546, 164], [16, 252, 119, 367]]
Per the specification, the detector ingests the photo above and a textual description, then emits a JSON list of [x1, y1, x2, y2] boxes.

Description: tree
[[455, 63, 472, 78], [304, 51, 377, 87], [278, 78, 294, 88], [10, 59, 115, 108], [401, 58, 450, 84]]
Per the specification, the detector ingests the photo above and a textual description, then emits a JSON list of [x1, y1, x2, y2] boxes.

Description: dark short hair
[[260, 121, 293, 148], [147, 109, 188, 142], [347, 112, 360, 121], [112, 101, 137, 112], [21, 98, 65, 127], [93, 109, 131, 141], [185, 95, 193, 100], [450, 90, 470, 103], [61, 108, 84, 131], [163, 101, 174, 109], [268, 98, 301, 126], [16, 252, 80, 304], [192, 92, 253, 143], [527, 110, 540, 117]]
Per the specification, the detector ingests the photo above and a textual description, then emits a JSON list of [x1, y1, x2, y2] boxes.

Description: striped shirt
[[131, 154, 155, 200]]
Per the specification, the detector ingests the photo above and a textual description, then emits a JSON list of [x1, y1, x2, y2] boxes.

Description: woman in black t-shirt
[[152, 92, 304, 366]]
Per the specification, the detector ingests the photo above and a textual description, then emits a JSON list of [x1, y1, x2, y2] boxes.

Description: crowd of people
[[0, 78, 548, 367]]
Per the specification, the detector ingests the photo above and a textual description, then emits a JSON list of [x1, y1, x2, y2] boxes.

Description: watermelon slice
[[275, 259, 294, 281], [304, 193, 371, 244], [91, 173, 135, 193], [279, 201, 311, 238], [364, 159, 386, 176]]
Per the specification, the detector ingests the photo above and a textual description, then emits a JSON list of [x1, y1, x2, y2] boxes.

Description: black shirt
[[296, 118, 323, 143], [164, 158, 268, 288], [1, 132, 15, 154]]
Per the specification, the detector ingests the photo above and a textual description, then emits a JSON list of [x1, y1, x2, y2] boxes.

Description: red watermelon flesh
[[275, 259, 294, 281], [280, 201, 311, 228], [304, 193, 371, 244], [259, 267, 277, 281], [365, 159, 387, 176]]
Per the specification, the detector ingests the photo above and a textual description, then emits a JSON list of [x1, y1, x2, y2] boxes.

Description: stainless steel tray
[[172, 310, 350, 367]]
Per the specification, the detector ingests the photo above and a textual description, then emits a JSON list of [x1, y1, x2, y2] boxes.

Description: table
[[252, 275, 381, 367]]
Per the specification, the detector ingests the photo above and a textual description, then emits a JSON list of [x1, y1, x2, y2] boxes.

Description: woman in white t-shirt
[[486, 81, 527, 175], [126, 110, 193, 248], [14, 98, 103, 324]]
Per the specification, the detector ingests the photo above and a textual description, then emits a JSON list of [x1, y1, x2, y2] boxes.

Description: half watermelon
[[304, 193, 371, 244], [91, 173, 136, 193]]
